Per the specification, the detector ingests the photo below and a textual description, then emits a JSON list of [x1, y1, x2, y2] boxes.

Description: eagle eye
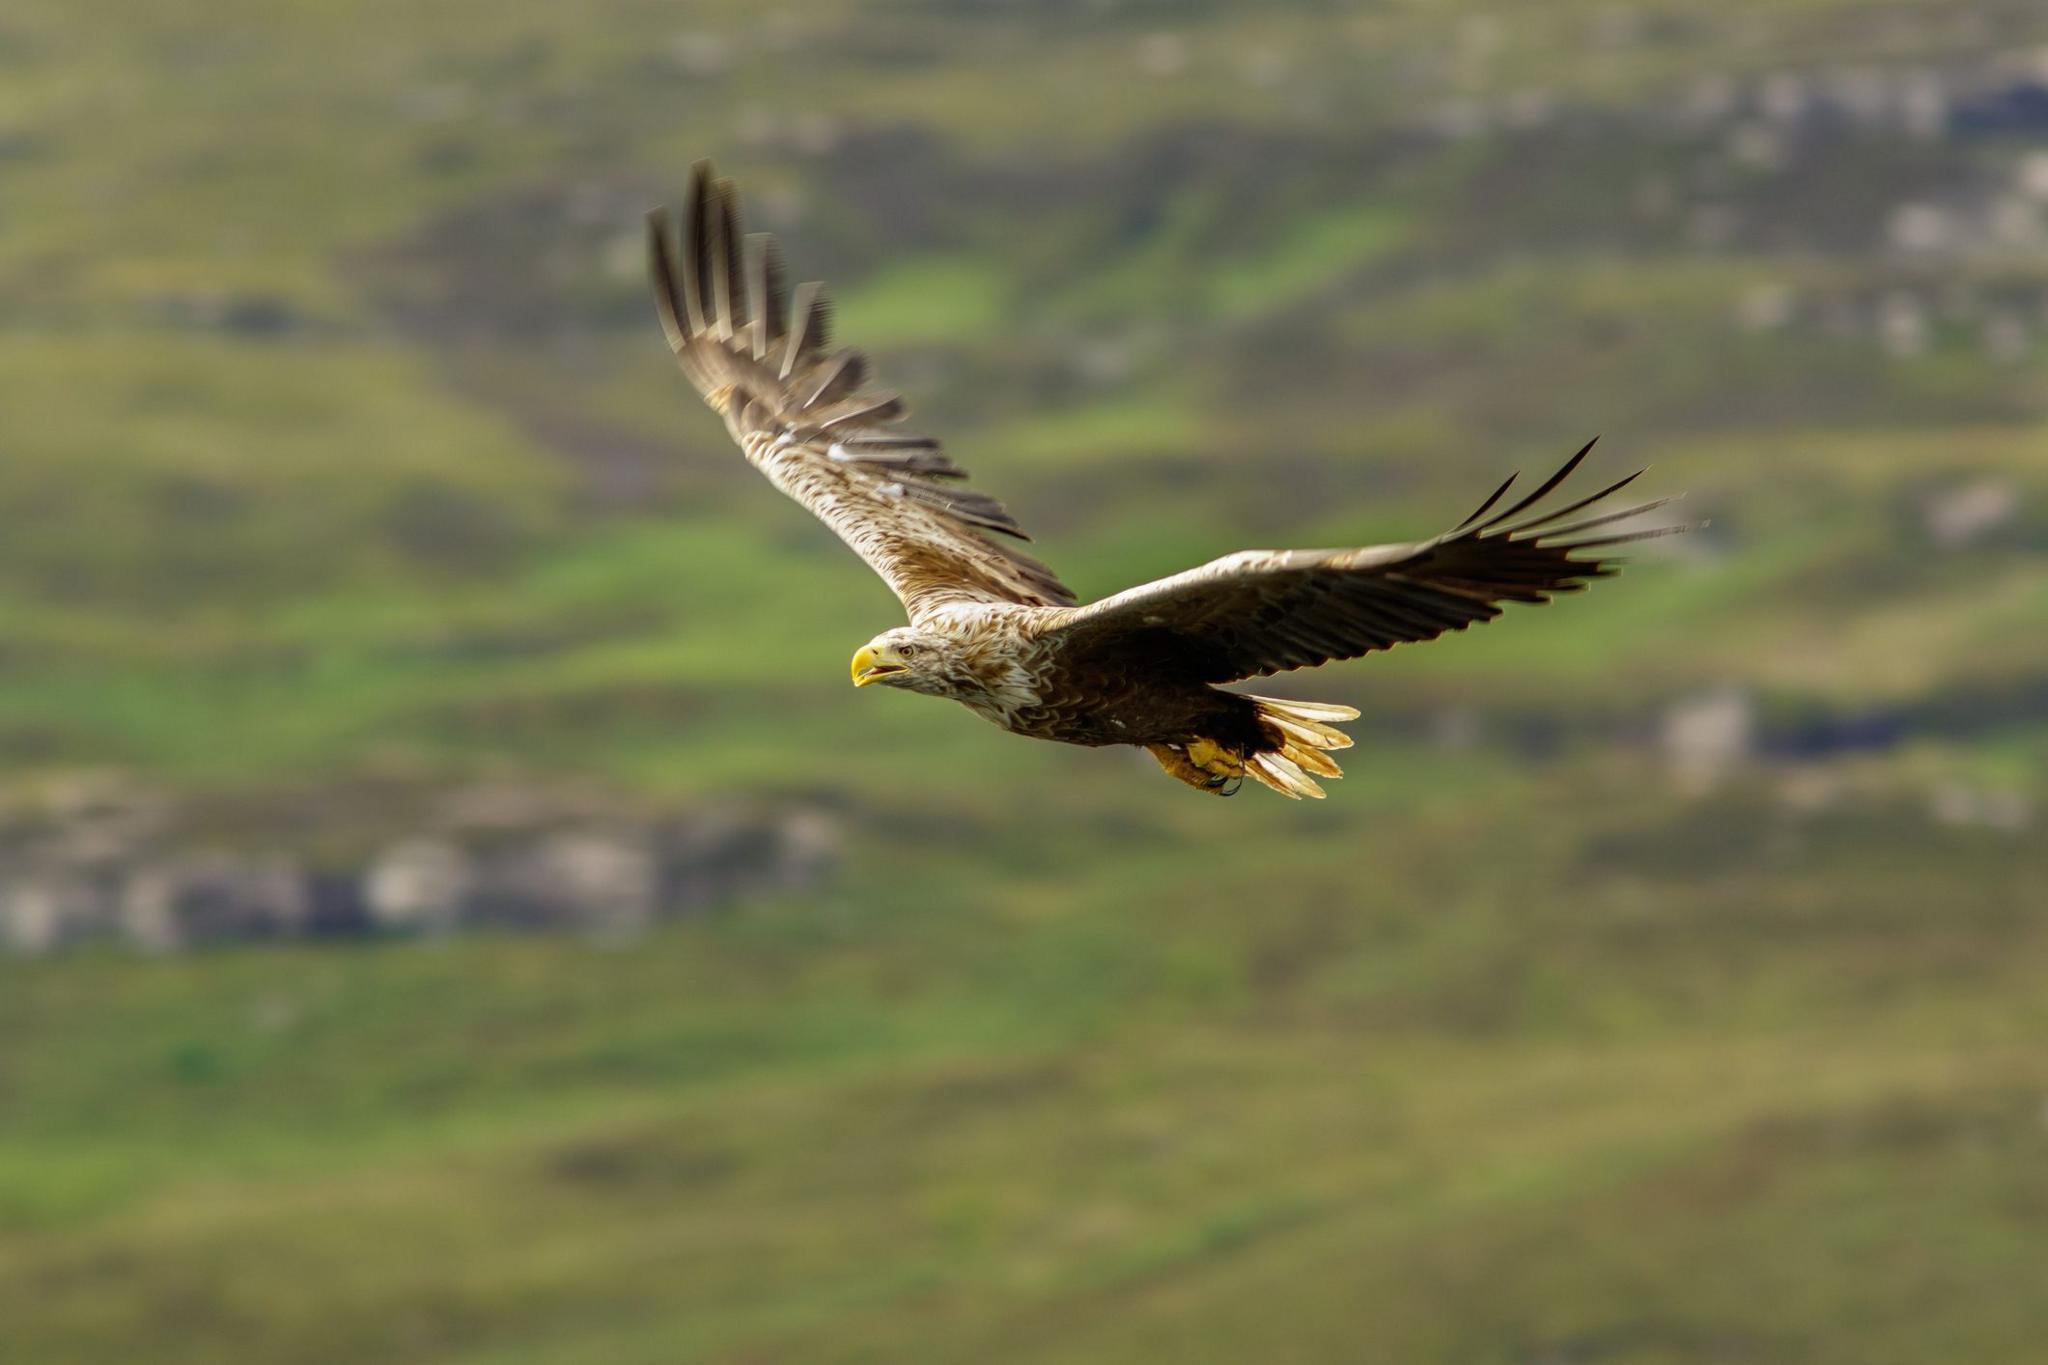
[[898, 643, 919, 658]]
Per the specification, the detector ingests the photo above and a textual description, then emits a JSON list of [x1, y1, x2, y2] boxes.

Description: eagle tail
[[1144, 697, 1359, 798], [1245, 696, 1359, 800]]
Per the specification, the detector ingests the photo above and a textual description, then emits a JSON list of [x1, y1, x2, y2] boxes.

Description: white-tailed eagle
[[648, 164, 1677, 797]]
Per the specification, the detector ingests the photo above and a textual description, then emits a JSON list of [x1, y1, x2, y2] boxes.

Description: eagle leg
[[1146, 740, 1246, 796]]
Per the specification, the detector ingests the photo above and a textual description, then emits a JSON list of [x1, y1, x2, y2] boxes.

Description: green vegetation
[[6, 767, 2046, 1362], [2, 0, 2046, 1359]]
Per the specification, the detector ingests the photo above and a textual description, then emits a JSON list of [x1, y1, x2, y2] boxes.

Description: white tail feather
[[1245, 695, 1357, 799], [1263, 712, 1354, 752], [1251, 696, 1359, 723], [1283, 742, 1343, 779], [1249, 750, 1325, 799]]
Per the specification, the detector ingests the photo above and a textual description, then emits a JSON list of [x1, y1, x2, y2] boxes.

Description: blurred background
[[3, 1, 2046, 1360]]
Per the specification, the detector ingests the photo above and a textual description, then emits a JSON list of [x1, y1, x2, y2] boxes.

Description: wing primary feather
[[1347, 593, 1447, 638], [1379, 600, 1478, 635], [781, 281, 823, 379], [645, 210, 688, 353], [1517, 495, 1681, 541], [681, 163, 712, 335], [1397, 581, 1508, 621], [708, 178, 739, 340], [1499, 468, 1646, 537], [1473, 436, 1599, 533], [802, 284, 833, 355], [1552, 526, 1690, 550], [1454, 471, 1519, 531], [742, 233, 774, 359], [760, 235, 789, 350], [720, 186, 745, 338]]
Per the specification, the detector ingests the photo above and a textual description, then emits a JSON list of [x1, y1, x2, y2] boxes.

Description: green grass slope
[[5, 764, 2046, 1362]]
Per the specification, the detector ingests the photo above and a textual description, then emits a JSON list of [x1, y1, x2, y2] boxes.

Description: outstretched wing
[[648, 163, 1073, 620], [1040, 439, 1679, 682]]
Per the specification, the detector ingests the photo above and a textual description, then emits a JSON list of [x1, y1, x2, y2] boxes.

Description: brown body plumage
[[648, 164, 1680, 798]]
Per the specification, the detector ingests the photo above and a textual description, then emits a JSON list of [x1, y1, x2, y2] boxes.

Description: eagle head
[[850, 627, 965, 696]]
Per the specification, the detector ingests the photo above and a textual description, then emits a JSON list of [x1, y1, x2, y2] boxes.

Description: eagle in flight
[[648, 164, 1676, 798]]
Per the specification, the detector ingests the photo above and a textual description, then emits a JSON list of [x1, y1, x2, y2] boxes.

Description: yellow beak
[[850, 644, 904, 687]]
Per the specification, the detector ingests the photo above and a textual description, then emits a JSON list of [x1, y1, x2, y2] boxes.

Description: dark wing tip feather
[[782, 280, 827, 378], [743, 231, 788, 360], [1553, 525, 1693, 551], [645, 208, 687, 352], [707, 176, 743, 341], [1047, 441, 1671, 685], [1455, 470, 1518, 531], [1524, 493, 1682, 542], [1472, 435, 1599, 533], [680, 164, 713, 334], [1453, 439, 1688, 555], [1501, 468, 1647, 537]]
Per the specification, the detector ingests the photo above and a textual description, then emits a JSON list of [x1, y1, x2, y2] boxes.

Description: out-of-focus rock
[[1661, 687, 1755, 794], [121, 856, 313, 953], [2018, 151, 2048, 201], [768, 809, 840, 893], [0, 776, 842, 955], [0, 876, 103, 955], [521, 831, 660, 936], [1822, 66, 1893, 126], [653, 808, 837, 911], [365, 839, 475, 934], [1888, 202, 1955, 255], [1899, 70, 1949, 140], [1920, 477, 2020, 548], [1757, 72, 1810, 124], [1726, 123, 1787, 172]]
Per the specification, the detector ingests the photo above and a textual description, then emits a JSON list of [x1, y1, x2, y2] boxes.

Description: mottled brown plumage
[[649, 163, 1679, 798]]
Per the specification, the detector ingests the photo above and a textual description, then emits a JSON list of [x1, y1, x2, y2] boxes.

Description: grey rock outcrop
[[0, 778, 841, 955]]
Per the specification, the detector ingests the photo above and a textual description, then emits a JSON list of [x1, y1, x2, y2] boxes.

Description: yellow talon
[[1147, 738, 1248, 795], [1183, 737, 1245, 780]]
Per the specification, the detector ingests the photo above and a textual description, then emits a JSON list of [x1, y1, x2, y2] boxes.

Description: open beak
[[850, 644, 906, 687]]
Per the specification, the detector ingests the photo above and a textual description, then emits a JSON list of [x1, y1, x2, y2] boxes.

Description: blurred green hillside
[[2, 0, 2046, 1361]]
